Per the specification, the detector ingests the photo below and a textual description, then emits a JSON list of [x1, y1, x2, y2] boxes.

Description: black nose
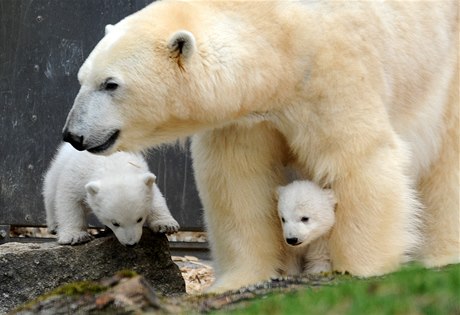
[[286, 237, 299, 245], [63, 129, 86, 151], [126, 243, 137, 248]]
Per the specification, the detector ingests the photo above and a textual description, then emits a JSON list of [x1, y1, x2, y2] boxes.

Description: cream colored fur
[[63, 0, 459, 292]]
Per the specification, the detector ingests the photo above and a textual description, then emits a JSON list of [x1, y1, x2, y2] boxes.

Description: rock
[[0, 228, 185, 314]]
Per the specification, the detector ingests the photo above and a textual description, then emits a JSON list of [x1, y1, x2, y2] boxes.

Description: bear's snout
[[62, 128, 120, 154], [63, 128, 86, 151], [286, 237, 300, 246]]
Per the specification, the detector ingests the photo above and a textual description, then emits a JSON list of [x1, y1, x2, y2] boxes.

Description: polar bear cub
[[277, 180, 336, 275], [43, 143, 179, 246]]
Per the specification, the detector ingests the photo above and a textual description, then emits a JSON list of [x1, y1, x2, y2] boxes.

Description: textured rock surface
[[0, 228, 185, 314]]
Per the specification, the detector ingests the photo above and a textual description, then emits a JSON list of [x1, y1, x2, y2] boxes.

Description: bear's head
[[277, 181, 336, 247], [84, 173, 156, 246], [62, 1, 288, 154]]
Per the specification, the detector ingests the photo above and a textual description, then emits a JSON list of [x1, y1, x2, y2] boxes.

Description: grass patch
[[215, 264, 460, 315]]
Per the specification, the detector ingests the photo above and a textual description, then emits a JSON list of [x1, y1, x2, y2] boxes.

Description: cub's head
[[85, 173, 156, 246], [62, 1, 251, 154], [277, 181, 336, 247]]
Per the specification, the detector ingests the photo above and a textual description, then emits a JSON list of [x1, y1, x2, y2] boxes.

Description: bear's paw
[[304, 259, 332, 275], [149, 219, 180, 234], [58, 231, 94, 245]]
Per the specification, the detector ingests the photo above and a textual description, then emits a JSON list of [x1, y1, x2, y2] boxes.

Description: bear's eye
[[112, 221, 120, 227], [101, 78, 119, 92], [281, 217, 285, 223], [301, 217, 309, 223], [137, 217, 143, 223]]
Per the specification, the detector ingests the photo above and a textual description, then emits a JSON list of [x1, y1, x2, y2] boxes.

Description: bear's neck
[[181, 1, 321, 125]]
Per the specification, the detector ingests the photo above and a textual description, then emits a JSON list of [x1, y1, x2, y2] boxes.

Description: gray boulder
[[0, 228, 185, 314]]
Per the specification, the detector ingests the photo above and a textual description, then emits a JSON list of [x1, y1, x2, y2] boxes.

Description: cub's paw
[[304, 260, 332, 275], [58, 231, 94, 245], [150, 219, 180, 234]]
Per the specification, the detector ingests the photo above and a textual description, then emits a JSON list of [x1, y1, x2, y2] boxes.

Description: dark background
[[0, 0, 204, 231]]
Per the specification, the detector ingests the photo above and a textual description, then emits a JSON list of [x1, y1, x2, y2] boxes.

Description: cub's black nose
[[286, 237, 299, 245], [63, 129, 85, 151], [126, 243, 137, 248]]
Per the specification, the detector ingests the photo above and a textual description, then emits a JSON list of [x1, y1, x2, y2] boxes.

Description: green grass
[[215, 264, 460, 315]]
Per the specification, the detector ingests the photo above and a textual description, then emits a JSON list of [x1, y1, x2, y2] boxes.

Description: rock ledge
[[0, 229, 185, 314]]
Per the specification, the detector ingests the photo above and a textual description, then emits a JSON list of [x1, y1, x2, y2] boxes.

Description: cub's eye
[[101, 78, 119, 91], [301, 217, 309, 223], [281, 217, 285, 223], [137, 217, 143, 223], [112, 221, 120, 227]]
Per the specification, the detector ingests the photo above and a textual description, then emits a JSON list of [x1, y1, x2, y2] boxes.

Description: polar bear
[[61, 0, 458, 292], [43, 143, 179, 245], [277, 180, 336, 275]]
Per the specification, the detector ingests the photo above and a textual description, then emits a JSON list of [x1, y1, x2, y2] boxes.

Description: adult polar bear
[[62, 0, 459, 292]]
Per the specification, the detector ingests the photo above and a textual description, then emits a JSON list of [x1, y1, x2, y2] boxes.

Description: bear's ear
[[324, 189, 337, 209], [85, 181, 101, 196], [168, 30, 196, 61], [142, 173, 156, 188], [105, 24, 114, 35]]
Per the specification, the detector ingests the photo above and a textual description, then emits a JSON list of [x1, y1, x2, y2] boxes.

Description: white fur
[[278, 180, 336, 275], [43, 143, 179, 245]]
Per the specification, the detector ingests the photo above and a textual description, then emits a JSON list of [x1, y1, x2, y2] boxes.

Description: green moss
[[13, 280, 107, 313], [13, 271, 136, 313], [51, 281, 107, 296], [116, 269, 138, 278]]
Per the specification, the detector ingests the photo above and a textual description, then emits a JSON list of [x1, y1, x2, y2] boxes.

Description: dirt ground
[[172, 255, 215, 294]]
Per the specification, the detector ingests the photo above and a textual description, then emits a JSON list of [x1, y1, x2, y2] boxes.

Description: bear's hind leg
[[192, 123, 287, 292], [42, 165, 60, 234], [43, 182, 58, 234], [418, 78, 460, 267]]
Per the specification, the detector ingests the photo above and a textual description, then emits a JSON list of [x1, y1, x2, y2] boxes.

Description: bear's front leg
[[148, 184, 180, 234], [55, 192, 93, 245], [303, 236, 332, 274], [191, 123, 288, 292], [325, 136, 422, 276]]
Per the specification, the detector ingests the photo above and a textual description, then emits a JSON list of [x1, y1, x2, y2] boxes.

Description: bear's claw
[[150, 219, 180, 234], [58, 231, 94, 245]]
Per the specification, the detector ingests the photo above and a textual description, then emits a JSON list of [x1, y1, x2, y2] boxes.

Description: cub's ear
[[142, 173, 156, 188], [324, 189, 337, 208], [105, 24, 114, 35], [168, 30, 196, 60], [85, 181, 101, 196], [275, 186, 285, 199]]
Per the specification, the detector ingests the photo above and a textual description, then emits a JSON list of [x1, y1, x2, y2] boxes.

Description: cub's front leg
[[148, 184, 180, 234], [303, 236, 332, 274], [55, 191, 93, 245]]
